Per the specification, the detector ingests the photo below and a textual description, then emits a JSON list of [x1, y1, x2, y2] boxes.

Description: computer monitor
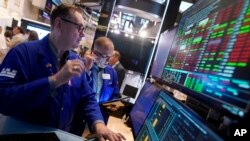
[[123, 84, 138, 98], [161, 0, 250, 119], [129, 81, 161, 136], [27, 24, 50, 39], [21, 18, 50, 40], [136, 90, 223, 141], [150, 26, 177, 78]]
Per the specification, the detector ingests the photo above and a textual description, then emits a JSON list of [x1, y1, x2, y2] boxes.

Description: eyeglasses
[[93, 50, 111, 59], [60, 17, 85, 33]]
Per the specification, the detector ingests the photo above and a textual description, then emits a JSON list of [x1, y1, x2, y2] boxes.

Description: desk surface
[[107, 116, 134, 141], [0, 114, 85, 141]]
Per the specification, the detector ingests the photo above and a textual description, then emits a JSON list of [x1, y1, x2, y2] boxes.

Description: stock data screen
[[136, 91, 223, 141], [162, 0, 250, 118]]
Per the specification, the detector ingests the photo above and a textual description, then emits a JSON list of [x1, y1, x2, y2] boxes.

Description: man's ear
[[54, 17, 62, 31]]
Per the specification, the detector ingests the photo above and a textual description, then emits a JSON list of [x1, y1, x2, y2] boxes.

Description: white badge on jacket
[[102, 73, 111, 80]]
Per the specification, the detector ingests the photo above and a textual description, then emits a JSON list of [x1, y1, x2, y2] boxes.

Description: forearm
[[80, 90, 104, 127]]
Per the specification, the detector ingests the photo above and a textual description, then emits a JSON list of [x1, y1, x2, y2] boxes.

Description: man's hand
[[94, 122, 126, 141], [84, 53, 96, 71], [50, 59, 85, 88]]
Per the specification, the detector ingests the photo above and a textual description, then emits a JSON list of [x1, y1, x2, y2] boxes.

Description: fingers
[[67, 59, 85, 76], [84, 54, 95, 71], [94, 119, 126, 141], [52, 59, 85, 87], [86, 53, 96, 61], [72, 65, 79, 71], [101, 132, 126, 141], [98, 137, 105, 141], [111, 133, 125, 141], [117, 133, 126, 140]]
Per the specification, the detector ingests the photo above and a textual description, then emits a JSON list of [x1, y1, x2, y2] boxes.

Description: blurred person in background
[[27, 30, 39, 41], [0, 26, 8, 64], [4, 30, 12, 43], [6, 26, 25, 48], [108, 50, 126, 89], [0, 26, 7, 49]]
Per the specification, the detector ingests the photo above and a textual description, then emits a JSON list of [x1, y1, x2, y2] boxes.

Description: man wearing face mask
[[85, 37, 120, 123]]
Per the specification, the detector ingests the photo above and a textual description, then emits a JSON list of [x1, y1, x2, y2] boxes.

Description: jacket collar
[[37, 34, 58, 75], [38, 34, 54, 58]]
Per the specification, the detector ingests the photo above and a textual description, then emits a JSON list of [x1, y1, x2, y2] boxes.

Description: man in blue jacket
[[0, 4, 125, 141], [85, 37, 120, 123], [86, 37, 120, 103]]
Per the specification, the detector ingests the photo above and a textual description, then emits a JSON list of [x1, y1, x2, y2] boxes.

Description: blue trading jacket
[[0, 35, 103, 132], [87, 65, 120, 103]]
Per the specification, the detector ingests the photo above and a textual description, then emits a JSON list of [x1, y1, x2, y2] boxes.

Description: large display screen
[[136, 90, 223, 141], [129, 81, 161, 136], [161, 0, 250, 118], [21, 18, 50, 40], [27, 25, 50, 39]]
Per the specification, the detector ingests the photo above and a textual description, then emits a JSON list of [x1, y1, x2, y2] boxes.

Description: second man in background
[[85, 37, 121, 123]]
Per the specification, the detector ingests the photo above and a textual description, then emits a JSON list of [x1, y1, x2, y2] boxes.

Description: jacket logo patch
[[0, 68, 17, 78]]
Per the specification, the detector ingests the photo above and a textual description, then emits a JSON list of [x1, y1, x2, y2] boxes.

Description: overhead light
[[110, 19, 117, 24], [114, 30, 120, 34], [139, 30, 148, 38], [179, 1, 193, 13]]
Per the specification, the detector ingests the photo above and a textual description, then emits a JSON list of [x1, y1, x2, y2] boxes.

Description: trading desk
[[0, 114, 85, 141]]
